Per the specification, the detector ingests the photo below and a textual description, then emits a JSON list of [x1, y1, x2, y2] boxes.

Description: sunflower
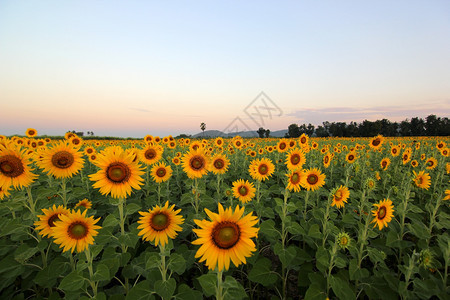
[[436, 141, 446, 150], [413, 170, 431, 190], [249, 158, 275, 181], [51, 209, 101, 253], [89, 146, 145, 199], [232, 137, 244, 149], [371, 199, 394, 230], [301, 168, 326, 191], [172, 157, 181, 165], [369, 135, 384, 150], [402, 150, 411, 165], [137, 201, 184, 247], [298, 133, 309, 147], [286, 170, 303, 192], [440, 148, 449, 157], [425, 157, 437, 170], [323, 153, 332, 168], [411, 160, 419, 168], [345, 151, 357, 164], [68, 136, 83, 149], [75, 198, 92, 210], [26, 128, 38, 138], [181, 149, 209, 179], [277, 139, 289, 153], [84, 146, 96, 156], [390, 145, 400, 157], [150, 162, 173, 183], [39, 141, 84, 179], [285, 148, 306, 171], [209, 154, 230, 175], [0, 143, 37, 189], [0, 183, 11, 200], [331, 186, 350, 208], [443, 189, 450, 201], [139, 144, 163, 165], [192, 203, 259, 272], [380, 158, 390, 170], [232, 179, 256, 203], [34, 205, 70, 237], [336, 232, 351, 250], [189, 141, 203, 151]]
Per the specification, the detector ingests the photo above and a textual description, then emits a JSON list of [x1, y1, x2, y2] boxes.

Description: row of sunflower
[[0, 130, 449, 299]]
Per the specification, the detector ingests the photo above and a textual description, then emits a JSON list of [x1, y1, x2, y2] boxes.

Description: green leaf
[[146, 252, 161, 270], [168, 253, 186, 275], [407, 221, 430, 240], [155, 278, 176, 300], [14, 244, 38, 264], [315, 246, 328, 273], [274, 243, 296, 267], [304, 283, 325, 300], [93, 263, 110, 281], [223, 276, 247, 300], [126, 280, 155, 300], [248, 257, 278, 285], [126, 203, 142, 215], [260, 219, 279, 239], [175, 284, 203, 300], [197, 273, 216, 297], [59, 271, 86, 292], [108, 197, 122, 206], [287, 222, 305, 235], [330, 276, 356, 300], [102, 215, 119, 228], [308, 224, 322, 239], [349, 259, 369, 281]]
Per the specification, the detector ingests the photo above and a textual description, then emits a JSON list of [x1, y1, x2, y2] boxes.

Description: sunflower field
[[0, 130, 449, 300]]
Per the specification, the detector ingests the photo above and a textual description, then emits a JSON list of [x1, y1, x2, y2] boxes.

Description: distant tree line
[[285, 114, 450, 138]]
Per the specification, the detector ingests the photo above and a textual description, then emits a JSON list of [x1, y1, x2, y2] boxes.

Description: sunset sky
[[1, 1, 449, 138]]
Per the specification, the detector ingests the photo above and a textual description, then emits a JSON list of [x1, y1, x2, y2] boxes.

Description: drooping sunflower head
[[151, 162, 173, 183], [412, 170, 431, 190], [137, 201, 184, 247], [301, 168, 326, 191], [209, 154, 230, 175], [89, 146, 145, 199], [74, 198, 92, 210], [34, 205, 70, 237], [371, 198, 394, 230], [181, 149, 210, 179], [232, 179, 256, 203], [192, 203, 259, 272], [285, 148, 306, 171], [51, 209, 101, 253], [425, 157, 437, 170], [39, 141, 85, 179], [331, 185, 350, 208], [286, 170, 303, 192], [26, 128, 38, 138], [0, 143, 37, 189]]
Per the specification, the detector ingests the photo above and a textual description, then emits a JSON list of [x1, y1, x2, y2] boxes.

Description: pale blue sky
[[0, 1, 449, 137]]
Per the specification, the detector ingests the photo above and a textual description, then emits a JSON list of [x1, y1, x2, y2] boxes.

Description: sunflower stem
[[326, 241, 338, 296], [398, 184, 411, 264], [280, 188, 289, 300], [26, 186, 36, 217], [157, 183, 161, 206], [216, 174, 222, 202], [427, 192, 442, 245], [159, 244, 168, 282], [61, 177, 67, 207], [85, 247, 98, 297], [216, 270, 224, 300], [193, 178, 200, 215], [303, 190, 310, 220], [322, 195, 332, 247]]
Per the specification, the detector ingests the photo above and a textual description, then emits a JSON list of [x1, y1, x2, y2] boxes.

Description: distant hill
[[191, 129, 288, 138]]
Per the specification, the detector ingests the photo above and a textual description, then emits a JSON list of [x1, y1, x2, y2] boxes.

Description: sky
[[0, 0, 449, 138]]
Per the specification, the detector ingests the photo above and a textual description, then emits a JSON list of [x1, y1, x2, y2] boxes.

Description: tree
[[200, 123, 206, 136], [256, 127, 266, 138], [287, 124, 301, 138], [265, 129, 270, 138]]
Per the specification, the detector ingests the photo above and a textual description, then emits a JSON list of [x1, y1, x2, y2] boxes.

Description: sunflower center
[[348, 155, 354, 161], [300, 137, 306, 144], [393, 149, 397, 154], [382, 161, 387, 167], [212, 222, 240, 249], [372, 139, 381, 146], [291, 173, 300, 184], [307, 174, 318, 185], [190, 156, 205, 170], [0, 155, 25, 178], [68, 223, 88, 239], [156, 168, 166, 177], [427, 161, 434, 167], [334, 190, 342, 201], [279, 143, 286, 150], [145, 149, 156, 160], [107, 162, 131, 183], [417, 177, 423, 184], [28, 130, 36, 136], [51, 151, 75, 169], [258, 164, 268, 175], [377, 206, 387, 220], [238, 186, 248, 196], [324, 156, 329, 164], [150, 213, 169, 231], [214, 159, 224, 169], [340, 236, 348, 245], [47, 214, 60, 227], [290, 154, 300, 165]]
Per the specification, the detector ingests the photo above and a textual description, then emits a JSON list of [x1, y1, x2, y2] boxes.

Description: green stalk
[[61, 177, 67, 207], [280, 188, 290, 300], [159, 244, 167, 282], [326, 242, 338, 296], [216, 270, 224, 300], [26, 186, 36, 217], [303, 190, 310, 220], [85, 247, 98, 297]]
